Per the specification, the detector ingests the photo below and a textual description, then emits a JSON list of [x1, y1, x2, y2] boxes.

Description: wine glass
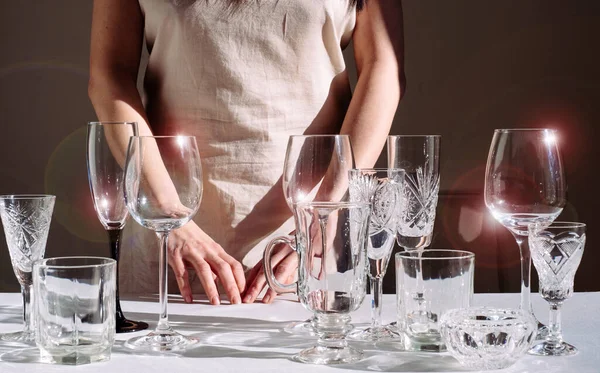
[[278, 134, 355, 335], [387, 135, 441, 331], [86, 121, 148, 333], [0, 194, 55, 342], [484, 129, 566, 332], [528, 222, 585, 356], [123, 135, 203, 351], [348, 168, 404, 341]]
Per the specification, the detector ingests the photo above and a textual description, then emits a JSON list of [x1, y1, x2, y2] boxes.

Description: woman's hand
[[243, 241, 298, 304], [168, 221, 246, 305]]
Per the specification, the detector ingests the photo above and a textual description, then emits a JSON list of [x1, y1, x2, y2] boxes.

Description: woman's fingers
[[169, 249, 193, 303], [262, 253, 298, 304], [243, 243, 292, 303], [206, 252, 242, 305]]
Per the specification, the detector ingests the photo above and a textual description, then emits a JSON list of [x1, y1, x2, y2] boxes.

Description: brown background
[[0, 1, 598, 294]]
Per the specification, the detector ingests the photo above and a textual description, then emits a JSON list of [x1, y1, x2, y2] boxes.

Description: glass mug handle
[[262, 235, 297, 294]]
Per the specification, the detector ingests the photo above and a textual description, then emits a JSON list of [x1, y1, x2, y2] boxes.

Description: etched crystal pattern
[[349, 173, 401, 234], [530, 232, 585, 302], [0, 197, 54, 284], [399, 166, 440, 237]]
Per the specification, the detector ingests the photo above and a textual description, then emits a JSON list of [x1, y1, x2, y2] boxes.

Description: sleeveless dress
[[120, 0, 356, 294]]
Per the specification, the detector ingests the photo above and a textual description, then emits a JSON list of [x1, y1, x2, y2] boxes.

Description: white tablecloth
[[0, 292, 598, 372]]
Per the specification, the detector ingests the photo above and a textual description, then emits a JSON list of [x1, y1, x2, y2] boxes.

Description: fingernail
[[232, 296, 241, 305], [185, 295, 192, 303], [211, 296, 220, 305], [243, 295, 252, 304], [263, 295, 271, 303]]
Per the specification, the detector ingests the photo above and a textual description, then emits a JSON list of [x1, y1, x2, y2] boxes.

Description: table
[[1, 292, 599, 372]]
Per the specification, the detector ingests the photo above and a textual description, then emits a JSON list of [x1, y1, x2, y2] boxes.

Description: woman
[[88, 0, 405, 305]]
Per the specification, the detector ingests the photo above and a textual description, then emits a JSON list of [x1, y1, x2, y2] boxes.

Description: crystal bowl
[[440, 307, 536, 371]]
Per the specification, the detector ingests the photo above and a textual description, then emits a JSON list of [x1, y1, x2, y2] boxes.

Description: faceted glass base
[[283, 320, 315, 336], [125, 329, 199, 352], [39, 346, 111, 365], [0, 330, 34, 343], [348, 325, 400, 342], [294, 345, 363, 365], [529, 341, 578, 356]]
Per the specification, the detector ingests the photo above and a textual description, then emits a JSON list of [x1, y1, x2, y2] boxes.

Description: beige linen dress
[[120, 0, 357, 294]]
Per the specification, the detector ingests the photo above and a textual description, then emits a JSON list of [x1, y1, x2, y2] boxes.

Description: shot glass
[[33, 257, 116, 365], [395, 249, 474, 352]]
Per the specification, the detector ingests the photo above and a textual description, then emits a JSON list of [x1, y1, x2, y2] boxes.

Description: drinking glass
[[33, 257, 116, 365], [86, 121, 148, 333], [278, 134, 355, 335], [264, 201, 371, 364], [484, 129, 566, 329], [123, 136, 203, 351], [528, 222, 585, 356], [0, 194, 55, 342], [348, 168, 404, 341], [387, 135, 441, 251]]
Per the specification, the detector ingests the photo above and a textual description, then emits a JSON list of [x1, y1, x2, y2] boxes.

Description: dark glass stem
[[107, 228, 126, 322]]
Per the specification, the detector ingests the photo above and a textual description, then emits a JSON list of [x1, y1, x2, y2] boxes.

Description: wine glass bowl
[[528, 221, 585, 356], [484, 129, 566, 325], [387, 135, 441, 251], [123, 135, 203, 351], [0, 194, 55, 342], [86, 121, 148, 333]]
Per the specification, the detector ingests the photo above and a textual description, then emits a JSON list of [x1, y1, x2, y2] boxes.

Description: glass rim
[[88, 121, 137, 126], [35, 256, 116, 270], [130, 135, 196, 139], [0, 194, 55, 200], [349, 167, 405, 173], [530, 221, 586, 229], [294, 201, 371, 209], [494, 128, 557, 133], [396, 249, 475, 260], [288, 134, 350, 138], [388, 134, 441, 138]]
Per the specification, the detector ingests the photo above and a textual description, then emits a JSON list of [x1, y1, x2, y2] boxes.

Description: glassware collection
[[0, 128, 588, 370]]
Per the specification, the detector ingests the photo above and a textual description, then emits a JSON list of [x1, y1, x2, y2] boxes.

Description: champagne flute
[[0, 195, 55, 343], [123, 135, 203, 351], [387, 135, 441, 331], [484, 129, 566, 333], [277, 134, 355, 335], [86, 121, 148, 333], [348, 168, 404, 341]]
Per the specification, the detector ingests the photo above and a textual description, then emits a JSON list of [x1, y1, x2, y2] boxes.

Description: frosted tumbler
[[33, 257, 116, 365], [396, 249, 474, 352]]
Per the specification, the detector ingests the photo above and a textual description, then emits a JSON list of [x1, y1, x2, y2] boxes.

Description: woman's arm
[[342, 0, 405, 167], [88, 0, 245, 305]]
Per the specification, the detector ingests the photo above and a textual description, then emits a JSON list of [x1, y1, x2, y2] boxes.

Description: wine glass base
[[535, 322, 550, 340], [529, 341, 578, 356], [116, 318, 149, 334], [293, 345, 363, 365], [0, 330, 34, 343], [124, 329, 199, 352], [348, 325, 400, 342], [283, 320, 315, 336]]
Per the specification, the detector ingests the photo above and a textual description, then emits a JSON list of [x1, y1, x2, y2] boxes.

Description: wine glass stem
[[514, 234, 532, 313], [108, 228, 125, 320], [547, 303, 564, 347], [370, 276, 383, 329], [157, 231, 170, 331], [22, 283, 33, 336]]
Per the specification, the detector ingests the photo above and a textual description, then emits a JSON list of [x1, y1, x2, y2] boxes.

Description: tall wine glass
[[0, 195, 55, 342], [123, 136, 203, 351], [484, 129, 566, 330], [86, 121, 148, 333], [278, 134, 355, 335]]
